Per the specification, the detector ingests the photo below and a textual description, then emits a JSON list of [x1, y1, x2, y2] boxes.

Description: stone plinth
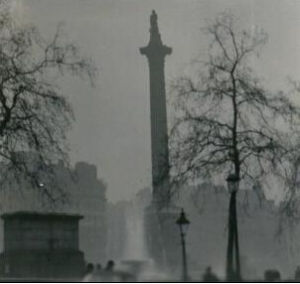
[[0, 212, 85, 279]]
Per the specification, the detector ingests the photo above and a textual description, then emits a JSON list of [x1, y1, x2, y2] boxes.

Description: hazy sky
[[13, 0, 300, 202]]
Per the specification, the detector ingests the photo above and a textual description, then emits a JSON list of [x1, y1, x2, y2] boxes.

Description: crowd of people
[[82, 262, 300, 282], [82, 260, 136, 282], [82, 261, 220, 282]]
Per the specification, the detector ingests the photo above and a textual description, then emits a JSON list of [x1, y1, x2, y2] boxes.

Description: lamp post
[[226, 174, 241, 281], [176, 208, 190, 282]]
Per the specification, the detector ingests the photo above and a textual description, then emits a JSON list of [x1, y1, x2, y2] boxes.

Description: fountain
[[105, 187, 181, 281], [119, 198, 173, 281], [122, 200, 148, 261]]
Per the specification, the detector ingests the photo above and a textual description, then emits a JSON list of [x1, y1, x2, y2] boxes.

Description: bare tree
[[169, 13, 300, 280], [0, 5, 96, 205]]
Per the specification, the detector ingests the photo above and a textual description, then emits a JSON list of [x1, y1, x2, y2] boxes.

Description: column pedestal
[[144, 203, 181, 273]]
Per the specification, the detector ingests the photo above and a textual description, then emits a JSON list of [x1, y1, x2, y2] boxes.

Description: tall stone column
[[140, 11, 180, 273], [140, 10, 171, 207]]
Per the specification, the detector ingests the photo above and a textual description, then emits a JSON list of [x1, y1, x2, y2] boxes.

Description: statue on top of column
[[149, 10, 162, 44]]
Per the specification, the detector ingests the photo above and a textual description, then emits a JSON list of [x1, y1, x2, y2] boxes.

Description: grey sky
[[14, 0, 300, 202]]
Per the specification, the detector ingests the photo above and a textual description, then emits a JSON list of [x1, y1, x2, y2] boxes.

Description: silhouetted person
[[202, 266, 219, 282], [82, 263, 94, 282], [105, 260, 115, 271], [102, 260, 119, 282], [295, 266, 300, 281], [88, 263, 103, 281], [264, 269, 281, 282]]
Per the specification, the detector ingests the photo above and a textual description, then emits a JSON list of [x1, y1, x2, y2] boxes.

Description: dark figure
[[105, 260, 115, 271], [88, 263, 103, 282], [85, 263, 94, 275], [202, 266, 219, 282], [101, 260, 118, 282], [82, 263, 94, 282], [295, 266, 300, 281], [264, 269, 281, 282]]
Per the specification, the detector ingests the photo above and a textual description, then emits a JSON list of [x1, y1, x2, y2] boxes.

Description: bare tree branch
[[0, 7, 97, 205], [170, 13, 300, 214]]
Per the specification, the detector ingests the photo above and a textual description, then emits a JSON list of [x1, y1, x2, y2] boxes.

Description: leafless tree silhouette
[[169, 13, 300, 280], [0, 3, 96, 205]]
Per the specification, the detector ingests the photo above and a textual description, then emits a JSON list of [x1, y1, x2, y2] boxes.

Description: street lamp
[[176, 208, 190, 282], [226, 174, 241, 281]]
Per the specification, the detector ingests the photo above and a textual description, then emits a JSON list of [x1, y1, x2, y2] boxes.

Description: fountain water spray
[[121, 198, 171, 281]]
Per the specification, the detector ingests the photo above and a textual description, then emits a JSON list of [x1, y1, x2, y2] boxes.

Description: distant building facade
[[0, 212, 84, 279], [56, 161, 107, 265], [0, 158, 107, 265], [178, 184, 300, 280]]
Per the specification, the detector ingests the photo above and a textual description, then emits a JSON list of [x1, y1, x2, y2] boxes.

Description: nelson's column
[[140, 11, 179, 271]]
